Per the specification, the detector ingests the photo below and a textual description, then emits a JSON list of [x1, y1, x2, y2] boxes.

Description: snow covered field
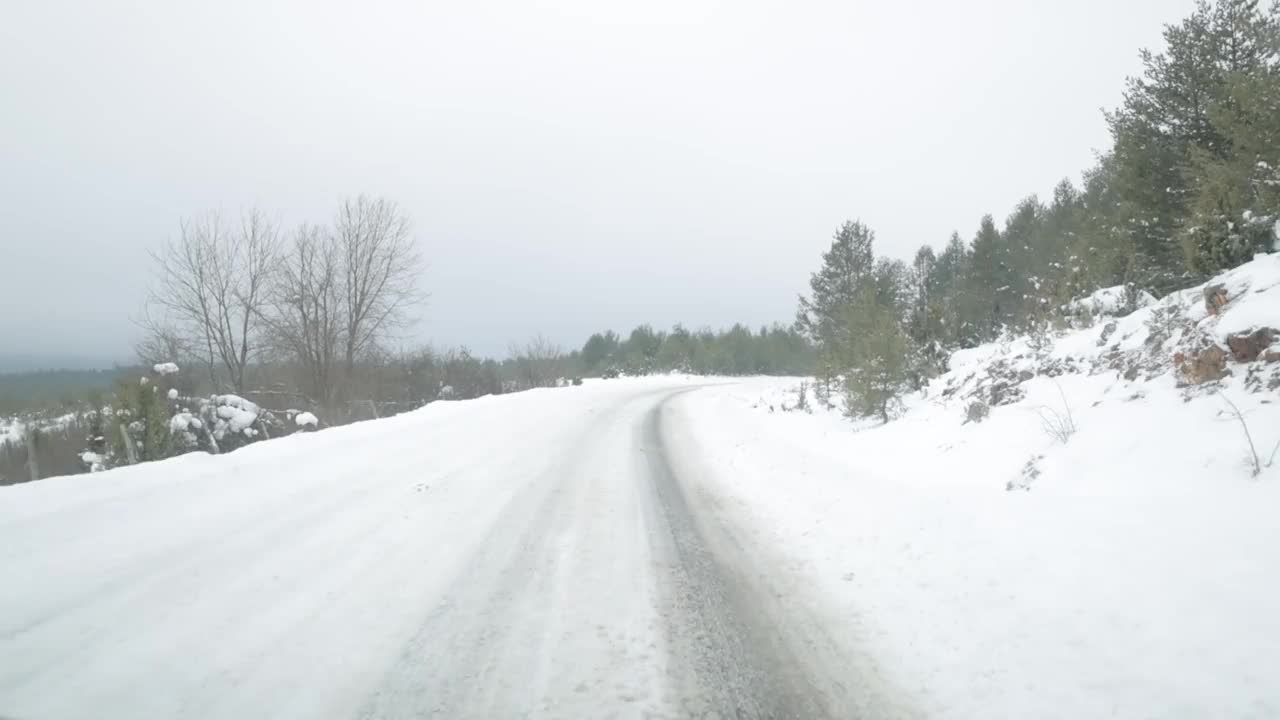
[[2, 259, 1279, 719]]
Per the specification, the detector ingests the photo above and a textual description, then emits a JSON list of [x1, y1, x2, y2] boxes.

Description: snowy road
[[0, 380, 896, 719]]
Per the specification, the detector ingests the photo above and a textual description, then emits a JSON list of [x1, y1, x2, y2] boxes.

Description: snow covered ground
[[662, 254, 1280, 718], [0, 378, 892, 719], [3, 258, 1278, 719], [0, 412, 79, 446], [668, 378, 1280, 718]]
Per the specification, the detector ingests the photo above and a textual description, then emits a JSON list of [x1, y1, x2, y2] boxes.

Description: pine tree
[[1001, 197, 1045, 327], [622, 325, 664, 374], [112, 377, 174, 463], [1034, 179, 1084, 308], [836, 288, 912, 423], [961, 215, 1010, 342], [581, 331, 620, 374], [1183, 59, 1280, 273], [931, 232, 971, 347], [1108, 0, 1280, 285], [907, 245, 939, 344], [797, 220, 878, 377], [1073, 155, 1136, 293]]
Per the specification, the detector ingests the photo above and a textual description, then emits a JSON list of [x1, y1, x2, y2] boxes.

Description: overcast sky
[[1, 0, 1195, 365]]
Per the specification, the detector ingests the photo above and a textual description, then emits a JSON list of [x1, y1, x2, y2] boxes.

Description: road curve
[[0, 381, 886, 719]]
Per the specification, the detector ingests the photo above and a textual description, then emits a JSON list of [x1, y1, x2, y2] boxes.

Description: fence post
[[368, 400, 380, 419], [119, 424, 138, 465], [24, 426, 38, 482]]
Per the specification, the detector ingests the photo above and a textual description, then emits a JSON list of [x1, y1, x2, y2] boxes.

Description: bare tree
[[509, 335, 566, 389], [264, 197, 423, 407], [265, 223, 344, 406], [143, 209, 279, 393], [133, 322, 199, 392], [334, 196, 423, 376]]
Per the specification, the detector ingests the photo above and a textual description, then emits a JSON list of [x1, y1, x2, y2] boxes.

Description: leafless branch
[[508, 334, 566, 389], [1218, 391, 1261, 477], [142, 209, 279, 393], [261, 197, 424, 408], [334, 196, 424, 374], [1036, 378, 1077, 443]]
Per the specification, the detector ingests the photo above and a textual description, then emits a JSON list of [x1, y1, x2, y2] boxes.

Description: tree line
[[799, 0, 1280, 421], [577, 324, 814, 377]]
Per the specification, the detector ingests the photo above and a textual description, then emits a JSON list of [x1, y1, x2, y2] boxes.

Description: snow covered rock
[[295, 411, 319, 430], [153, 362, 180, 376], [1204, 284, 1229, 315], [210, 395, 260, 439], [1175, 344, 1230, 385], [168, 412, 205, 450], [78, 451, 106, 473], [944, 252, 1280, 403], [1225, 327, 1277, 362], [1065, 284, 1156, 321], [964, 400, 989, 424]]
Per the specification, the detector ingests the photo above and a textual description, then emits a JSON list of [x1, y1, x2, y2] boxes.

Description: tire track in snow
[[643, 392, 832, 720]]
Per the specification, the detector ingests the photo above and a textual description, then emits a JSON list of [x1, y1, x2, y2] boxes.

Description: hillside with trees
[[800, 0, 1280, 421]]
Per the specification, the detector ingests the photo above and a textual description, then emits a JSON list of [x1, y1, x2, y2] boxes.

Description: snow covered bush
[[78, 451, 107, 473], [88, 363, 286, 468], [153, 362, 180, 377], [170, 393, 283, 454], [1034, 381, 1077, 444], [78, 400, 113, 472], [112, 374, 177, 463], [793, 382, 810, 413], [1063, 284, 1156, 326]]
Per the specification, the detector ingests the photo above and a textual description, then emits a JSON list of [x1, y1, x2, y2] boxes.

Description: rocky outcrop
[[1204, 284, 1229, 315], [1226, 328, 1277, 363], [964, 400, 989, 424], [1175, 345, 1229, 385]]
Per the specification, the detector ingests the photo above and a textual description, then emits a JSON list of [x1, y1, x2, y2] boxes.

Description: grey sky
[[1, 0, 1194, 363]]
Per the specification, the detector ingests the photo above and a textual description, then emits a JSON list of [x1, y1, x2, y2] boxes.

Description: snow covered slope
[[664, 254, 1280, 718]]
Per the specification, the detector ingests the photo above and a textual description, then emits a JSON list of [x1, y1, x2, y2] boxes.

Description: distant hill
[[0, 366, 138, 414], [0, 354, 127, 374]]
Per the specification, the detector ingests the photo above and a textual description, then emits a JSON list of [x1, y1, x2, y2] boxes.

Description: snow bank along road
[[0, 379, 902, 720]]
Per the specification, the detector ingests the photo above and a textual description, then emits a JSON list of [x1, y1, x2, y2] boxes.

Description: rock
[[1203, 284, 1228, 315], [989, 379, 1026, 406], [1008, 454, 1043, 492], [1039, 356, 1082, 377], [1123, 365, 1140, 381], [1226, 328, 1277, 362], [1017, 369, 1035, 382], [1244, 363, 1280, 393], [1265, 350, 1280, 363], [1176, 344, 1229, 385], [964, 400, 990, 424], [1097, 321, 1118, 347]]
